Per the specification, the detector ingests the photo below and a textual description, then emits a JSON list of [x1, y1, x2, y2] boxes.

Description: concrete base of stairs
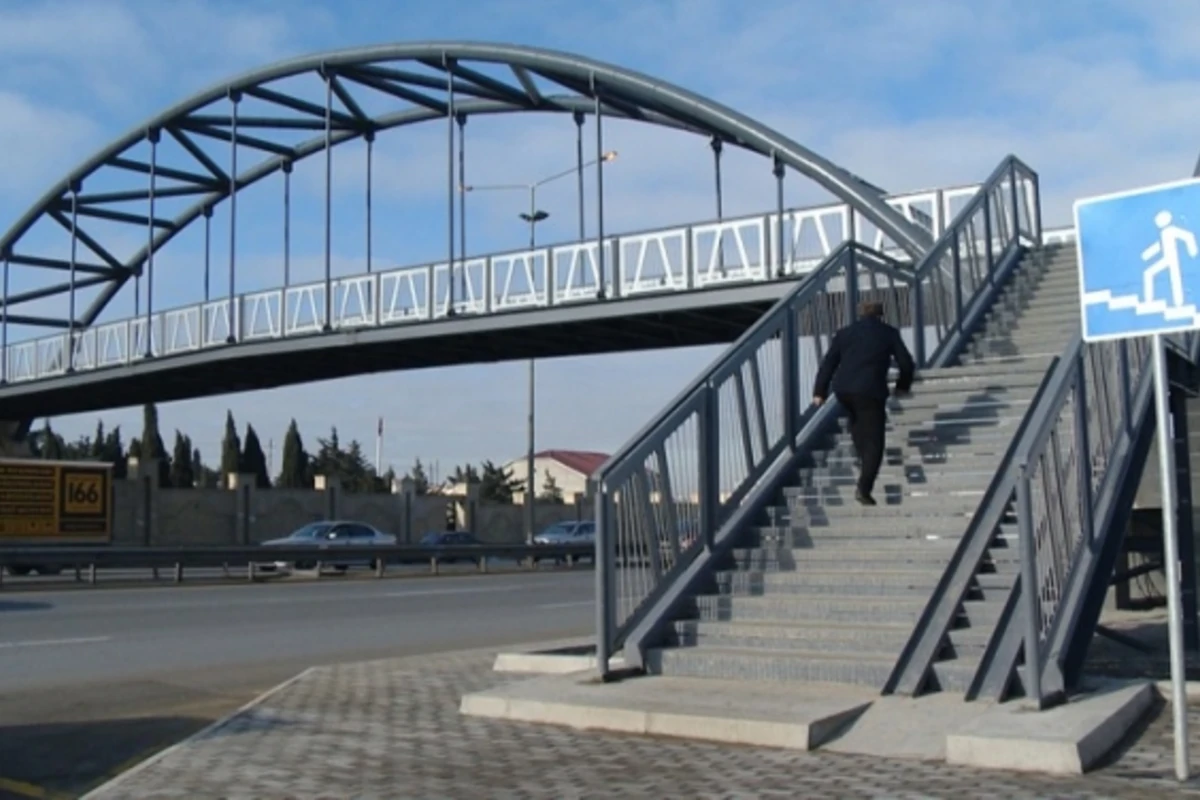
[[462, 669, 1158, 775], [461, 672, 875, 750], [492, 639, 628, 675], [945, 678, 1157, 775]]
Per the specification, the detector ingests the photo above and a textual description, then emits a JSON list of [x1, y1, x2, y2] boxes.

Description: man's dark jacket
[[812, 316, 916, 400]]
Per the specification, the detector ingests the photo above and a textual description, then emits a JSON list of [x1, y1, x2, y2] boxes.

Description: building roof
[[534, 449, 610, 476]]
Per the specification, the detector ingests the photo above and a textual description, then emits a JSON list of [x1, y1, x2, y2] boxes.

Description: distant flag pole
[[375, 417, 383, 476]]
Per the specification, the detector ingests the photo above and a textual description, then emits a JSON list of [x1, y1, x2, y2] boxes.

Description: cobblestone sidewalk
[[87, 646, 1200, 800]]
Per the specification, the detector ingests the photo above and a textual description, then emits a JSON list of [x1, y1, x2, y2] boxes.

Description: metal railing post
[[913, 273, 926, 367], [594, 489, 614, 676], [698, 384, 720, 550], [983, 195, 995, 281], [1073, 358, 1094, 545], [1008, 161, 1020, 242], [782, 306, 800, 446], [952, 230, 964, 327], [1017, 469, 1044, 705]]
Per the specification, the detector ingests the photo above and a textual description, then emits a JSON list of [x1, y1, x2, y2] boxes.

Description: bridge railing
[[972, 326, 1198, 705], [591, 155, 1040, 672], [2, 183, 1005, 385]]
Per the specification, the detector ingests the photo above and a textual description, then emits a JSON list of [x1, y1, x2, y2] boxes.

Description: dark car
[[402, 531, 482, 565]]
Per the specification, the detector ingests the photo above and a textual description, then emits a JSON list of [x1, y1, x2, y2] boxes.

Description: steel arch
[[0, 41, 931, 329]]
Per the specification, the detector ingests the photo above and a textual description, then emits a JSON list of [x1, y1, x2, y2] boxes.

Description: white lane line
[[536, 601, 593, 609], [382, 585, 528, 598], [0, 635, 111, 649]]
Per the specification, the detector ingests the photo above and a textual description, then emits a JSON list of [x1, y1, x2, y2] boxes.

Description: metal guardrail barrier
[[592, 154, 1040, 674], [0, 542, 594, 586]]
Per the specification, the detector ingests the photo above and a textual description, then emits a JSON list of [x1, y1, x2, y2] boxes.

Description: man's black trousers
[[836, 393, 886, 496]]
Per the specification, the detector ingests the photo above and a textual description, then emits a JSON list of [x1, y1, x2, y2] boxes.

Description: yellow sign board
[[0, 461, 112, 540]]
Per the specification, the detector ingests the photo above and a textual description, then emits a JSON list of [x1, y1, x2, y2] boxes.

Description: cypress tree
[[220, 410, 241, 487], [241, 424, 271, 489], [278, 419, 310, 488]]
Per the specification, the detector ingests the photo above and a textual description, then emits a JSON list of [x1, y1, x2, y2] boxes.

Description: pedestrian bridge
[[2, 185, 1070, 387]]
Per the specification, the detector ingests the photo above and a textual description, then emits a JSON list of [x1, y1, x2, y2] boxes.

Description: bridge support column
[[230, 472, 257, 546], [0, 420, 32, 457]]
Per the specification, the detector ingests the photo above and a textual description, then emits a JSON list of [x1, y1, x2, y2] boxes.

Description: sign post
[[1075, 177, 1200, 782]]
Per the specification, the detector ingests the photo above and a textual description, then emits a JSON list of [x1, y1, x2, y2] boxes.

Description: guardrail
[[0, 542, 594, 586]]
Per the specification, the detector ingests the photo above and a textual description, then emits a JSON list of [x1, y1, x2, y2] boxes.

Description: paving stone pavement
[[87, 646, 1200, 800]]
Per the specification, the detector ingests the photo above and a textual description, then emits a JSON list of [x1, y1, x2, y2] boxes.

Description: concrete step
[[884, 398, 1036, 418], [729, 545, 961, 571], [714, 569, 950, 599], [947, 627, 995, 658], [793, 469, 995, 489], [647, 645, 897, 687], [742, 526, 967, 547], [917, 358, 1055, 380], [668, 619, 921, 656], [783, 484, 987, 502], [807, 450, 1005, 468], [748, 517, 972, 538], [770, 495, 994, 518], [692, 593, 929, 624], [931, 659, 979, 693]]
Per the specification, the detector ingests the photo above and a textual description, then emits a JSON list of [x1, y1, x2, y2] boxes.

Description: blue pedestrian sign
[[1075, 176, 1200, 343]]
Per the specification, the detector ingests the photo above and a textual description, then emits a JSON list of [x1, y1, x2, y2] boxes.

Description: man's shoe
[[855, 490, 877, 506]]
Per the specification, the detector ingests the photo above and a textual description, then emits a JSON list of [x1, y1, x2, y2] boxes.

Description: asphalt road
[[0, 570, 595, 799]]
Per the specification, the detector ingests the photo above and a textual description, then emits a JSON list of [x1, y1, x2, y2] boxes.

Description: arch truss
[[0, 41, 932, 343]]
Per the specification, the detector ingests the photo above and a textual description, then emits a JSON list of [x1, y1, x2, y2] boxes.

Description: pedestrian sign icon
[[1075, 176, 1200, 343]]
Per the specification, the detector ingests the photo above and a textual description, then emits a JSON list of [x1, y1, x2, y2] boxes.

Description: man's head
[[860, 301, 885, 319]]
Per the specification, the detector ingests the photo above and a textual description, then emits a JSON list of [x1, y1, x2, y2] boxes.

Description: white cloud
[[8, 0, 1200, 469]]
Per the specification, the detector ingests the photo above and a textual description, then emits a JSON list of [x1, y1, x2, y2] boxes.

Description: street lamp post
[[464, 151, 618, 542]]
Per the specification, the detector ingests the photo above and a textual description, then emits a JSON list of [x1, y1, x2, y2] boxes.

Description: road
[[0, 570, 595, 799]]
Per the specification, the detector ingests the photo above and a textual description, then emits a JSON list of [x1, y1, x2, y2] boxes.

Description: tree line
[[28, 402, 567, 504]]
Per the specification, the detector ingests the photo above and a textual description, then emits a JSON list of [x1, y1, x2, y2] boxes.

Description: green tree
[[277, 419, 311, 488], [169, 431, 195, 488], [539, 471, 565, 504], [103, 426, 127, 479], [407, 458, 431, 495], [241, 424, 271, 488], [220, 410, 241, 487], [310, 427, 374, 492], [139, 402, 171, 487], [90, 420, 105, 460], [191, 447, 219, 489], [38, 419, 64, 460], [479, 460, 520, 504], [451, 463, 480, 485]]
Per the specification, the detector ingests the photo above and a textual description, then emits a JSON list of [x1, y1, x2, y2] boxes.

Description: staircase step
[[693, 592, 933, 624], [730, 545, 960, 571], [931, 659, 979, 693], [669, 619, 920, 655], [647, 645, 897, 687], [916, 358, 1055, 380], [748, 518, 970, 539], [773, 496, 992, 517], [715, 569, 944, 598], [947, 628, 995, 658], [809, 450, 1004, 467]]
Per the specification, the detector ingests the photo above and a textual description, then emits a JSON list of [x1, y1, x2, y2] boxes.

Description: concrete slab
[[461, 672, 875, 751], [945, 679, 1156, 775], [492, 640, 627, 675], [822, 692, 992, 761]]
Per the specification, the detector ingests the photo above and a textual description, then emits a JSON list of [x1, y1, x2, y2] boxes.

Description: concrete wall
[[111, 462, 592, 546]]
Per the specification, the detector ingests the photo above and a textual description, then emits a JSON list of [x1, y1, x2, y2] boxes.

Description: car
[[533, 520, 595, 564], [400, 531, 482, 565], [257, 520, 396, 573]]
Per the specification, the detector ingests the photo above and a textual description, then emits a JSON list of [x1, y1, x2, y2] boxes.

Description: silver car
[[533, 520, 595, 564], [258, 520, 397, 572]]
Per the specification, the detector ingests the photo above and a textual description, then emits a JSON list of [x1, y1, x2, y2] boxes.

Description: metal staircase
[[592, 154, 1199, 707], [646, 245, 1070, 687]]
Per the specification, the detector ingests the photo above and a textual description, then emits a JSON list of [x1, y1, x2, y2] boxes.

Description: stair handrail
[[592, 154, 1044, 676], [592, 242, 916, 673], [908, 155, 1042, 369]]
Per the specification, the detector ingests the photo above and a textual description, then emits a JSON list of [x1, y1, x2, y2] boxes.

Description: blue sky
[[2, 0, 1199, 478]]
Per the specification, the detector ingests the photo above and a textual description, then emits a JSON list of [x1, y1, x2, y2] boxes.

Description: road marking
[[536, 601, 593, 609], [0, 636, 111, 650], [382, 585, 527, 598], [0, 775, 70, 799]]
